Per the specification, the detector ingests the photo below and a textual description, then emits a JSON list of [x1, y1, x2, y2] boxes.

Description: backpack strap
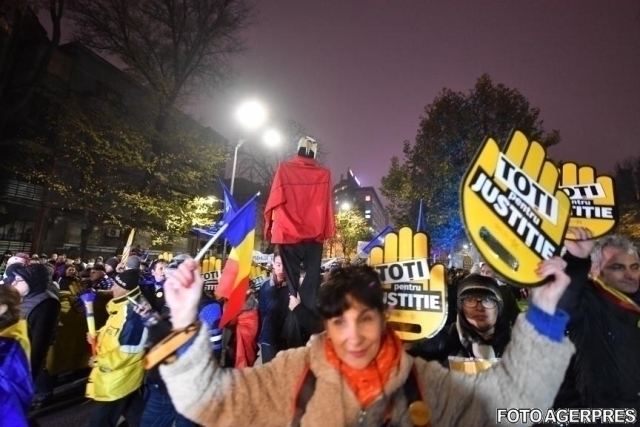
[[403, 365, 431, 427], [292, 365, 317, 427]]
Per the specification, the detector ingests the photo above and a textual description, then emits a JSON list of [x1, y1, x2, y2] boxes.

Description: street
[[32, 399, 95, 427]]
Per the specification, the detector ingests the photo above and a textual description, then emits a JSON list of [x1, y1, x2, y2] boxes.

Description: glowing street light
[[341, 202, 351, 211], [230, 99, 276, 195], [263, 128, 282, 147], [236, 100, 267, 131]]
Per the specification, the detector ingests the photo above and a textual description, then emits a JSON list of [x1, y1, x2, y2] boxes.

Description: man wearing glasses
[[408, 274, 512, 367]]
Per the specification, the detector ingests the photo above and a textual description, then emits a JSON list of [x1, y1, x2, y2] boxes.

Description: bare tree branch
[[68, 0, 256, 129]]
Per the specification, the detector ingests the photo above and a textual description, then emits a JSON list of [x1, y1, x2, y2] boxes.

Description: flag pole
[[194, 191, 261, 263], [194, 223, 229, 262]]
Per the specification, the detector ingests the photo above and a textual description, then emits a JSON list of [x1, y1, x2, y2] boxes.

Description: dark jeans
[[278, 242, 323, 312], [140, 385, 195, 427], [90, 390, 142, 427]]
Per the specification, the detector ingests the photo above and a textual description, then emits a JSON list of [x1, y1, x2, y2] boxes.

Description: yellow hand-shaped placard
[[201, 256, 222, 297], [460, 130, 572, 287], [369, 227, 447, 342], [559, 163, 618, 240]]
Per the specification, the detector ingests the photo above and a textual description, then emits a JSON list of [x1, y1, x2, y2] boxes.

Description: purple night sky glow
[[48, 1, 640, 195]]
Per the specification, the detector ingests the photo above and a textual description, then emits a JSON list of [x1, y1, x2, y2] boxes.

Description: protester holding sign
[[149, 254, 575, 427], [408, 274, 511, 369], [554, 228, 640, 419]]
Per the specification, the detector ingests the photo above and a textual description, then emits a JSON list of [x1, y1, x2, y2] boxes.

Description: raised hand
[[564, 227, 595, 259], [369, 226, 447, 341], [531, 257, 571, 315], [164, 258, 203, 330]]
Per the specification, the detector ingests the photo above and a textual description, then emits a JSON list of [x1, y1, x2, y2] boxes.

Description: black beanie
[[2, 263, 22, 285], [457, 273, 503, 313], [14, 264, 50, 295], [105, 257, 119, 271], [114, 269, 140, 291]]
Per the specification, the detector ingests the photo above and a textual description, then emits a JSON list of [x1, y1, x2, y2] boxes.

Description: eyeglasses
[[462, 297, 497, 309]]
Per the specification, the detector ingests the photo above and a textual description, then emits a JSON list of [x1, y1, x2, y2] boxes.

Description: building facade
[[333, 168, 389, 231], [0, 10, 229, 258]]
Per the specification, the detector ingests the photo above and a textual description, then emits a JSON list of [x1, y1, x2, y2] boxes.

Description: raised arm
[[157, 258, 307, 426], [557, 227, 595, 319], [416, 257, 576, 426]]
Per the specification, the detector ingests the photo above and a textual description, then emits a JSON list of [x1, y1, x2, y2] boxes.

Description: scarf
[[455, 315, 503, 360], [324, 329, 403, 408], [592, 277, 640, 315]]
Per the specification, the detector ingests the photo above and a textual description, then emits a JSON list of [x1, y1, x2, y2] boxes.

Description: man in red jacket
[[264, 136, 335, 335]]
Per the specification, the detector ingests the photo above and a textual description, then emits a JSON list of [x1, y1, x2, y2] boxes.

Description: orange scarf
[[324, 330, 403, 407]]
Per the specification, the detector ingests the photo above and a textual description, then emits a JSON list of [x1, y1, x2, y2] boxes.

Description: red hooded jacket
[[264, 156, 335, 244]]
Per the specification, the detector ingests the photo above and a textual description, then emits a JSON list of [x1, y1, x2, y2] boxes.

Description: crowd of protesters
[[0, 227, 639, 426]]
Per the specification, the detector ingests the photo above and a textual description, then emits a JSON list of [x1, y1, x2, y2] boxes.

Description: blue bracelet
[[525, 303, 569, 342]]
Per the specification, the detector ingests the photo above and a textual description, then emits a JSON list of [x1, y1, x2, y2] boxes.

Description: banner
[[559, 163, 618, 239], [252, 251, 274, 264], [460, 130, 572, 287], [369, 227, 447, 342]]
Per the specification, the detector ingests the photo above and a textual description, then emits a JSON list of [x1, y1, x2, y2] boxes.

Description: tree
[[327, 210, 371, 258], [68, 0, 255, 131], [8, 93, 225, 256], [381, 74, 561, 252], [613, 157, 640, 240], [162, 195, 221, 244], [234, 119, 328, 187], [0, 0, 65, 142]]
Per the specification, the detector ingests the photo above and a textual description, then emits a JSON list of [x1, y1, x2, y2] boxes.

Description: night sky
[[50, 1, 640, 194]]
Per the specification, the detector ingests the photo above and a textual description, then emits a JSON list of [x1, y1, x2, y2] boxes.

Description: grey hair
[[590, 235, 639, 270]]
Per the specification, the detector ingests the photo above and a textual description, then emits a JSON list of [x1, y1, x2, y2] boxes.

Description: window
[[365, 214, 371, 219], [365, 195, 371, 201], [365, 209, 371, 214]]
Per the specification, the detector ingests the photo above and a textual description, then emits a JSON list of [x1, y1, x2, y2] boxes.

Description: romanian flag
[[216, 193, 259, 327]]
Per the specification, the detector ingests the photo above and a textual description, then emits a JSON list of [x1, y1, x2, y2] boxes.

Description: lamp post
[[230, 100, 268, 195]]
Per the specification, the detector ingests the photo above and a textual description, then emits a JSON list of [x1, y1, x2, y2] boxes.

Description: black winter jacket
[[555, 253, 640, 416]]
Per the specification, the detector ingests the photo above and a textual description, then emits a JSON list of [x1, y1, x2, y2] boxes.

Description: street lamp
[[263, 128, 282, 147], [236, 100, 266, 131], [341, 202, 351, 211], [230, 100, 271, 195]]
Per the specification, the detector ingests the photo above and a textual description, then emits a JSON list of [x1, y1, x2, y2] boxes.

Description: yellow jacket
[[86, 287, 148, 401]]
